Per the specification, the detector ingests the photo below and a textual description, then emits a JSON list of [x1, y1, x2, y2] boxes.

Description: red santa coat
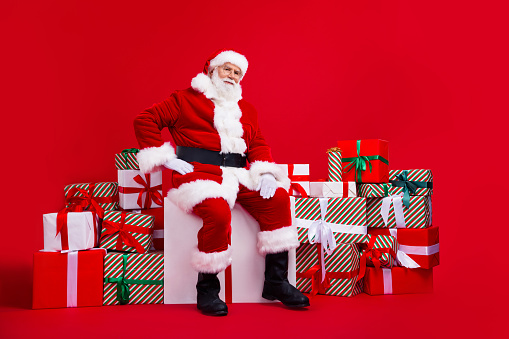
[[134, 73, 291, 213]]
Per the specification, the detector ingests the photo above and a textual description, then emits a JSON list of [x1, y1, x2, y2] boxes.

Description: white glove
[[163, 158, 194, 175], [256, 173, 278, 199]]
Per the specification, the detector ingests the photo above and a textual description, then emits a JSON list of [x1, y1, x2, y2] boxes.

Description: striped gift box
[[358, 169, 433, 198], [115, 149, 140, 170], [327, 147, 343, 182], [366, 195, 432, 229], [64, 182, 119, 212], [294, 197, 368, 245], [103, 252, 163, 305], [361, 234, 398, 268], [99, 211, 154, 253], [296, 243, 363, 297]]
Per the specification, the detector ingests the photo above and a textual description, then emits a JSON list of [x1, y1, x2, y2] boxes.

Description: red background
[[1, 0, 508, 337]]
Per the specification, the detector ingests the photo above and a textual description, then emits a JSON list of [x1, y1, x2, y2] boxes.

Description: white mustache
[[223, 79, 235, 84]]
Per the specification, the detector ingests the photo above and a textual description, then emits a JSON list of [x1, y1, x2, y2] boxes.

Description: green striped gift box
[[64, 182, 119, 211], [327, 147, 343, 182], [294, 197, 368, 245], [99, 211, 154, 253], [362, 234, 398, 268], [103, 252, 163, 305], [366, 195, 432, 229], [115, 149, 140, 170], [358, 169, 433, 198]]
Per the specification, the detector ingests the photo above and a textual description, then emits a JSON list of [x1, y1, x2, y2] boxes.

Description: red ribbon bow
[[65, 183, 111, 218], [100, 211, 152, 253], [119, 174, 163, 209], [288, 164, 309, 198], [363, 236, 397, 269]]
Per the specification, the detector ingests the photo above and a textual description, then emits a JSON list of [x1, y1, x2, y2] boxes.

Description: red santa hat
[[203, 49, 249, 79]]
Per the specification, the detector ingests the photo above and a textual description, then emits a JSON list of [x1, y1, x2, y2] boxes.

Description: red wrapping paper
[[337, 139, 389, 183], [363, 267, 433, 295], [32, 250, 105, 309], [368, 227, 439, 269]]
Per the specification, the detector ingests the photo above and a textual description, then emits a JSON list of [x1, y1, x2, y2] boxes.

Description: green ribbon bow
[[121, 148, 139, 154], [104, 254, 163, 305], [389, 170, 433, 208], [342, 140, 389, 182]]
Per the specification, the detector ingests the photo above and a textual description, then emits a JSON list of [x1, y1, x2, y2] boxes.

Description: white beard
[[211, 71, 242, 102]]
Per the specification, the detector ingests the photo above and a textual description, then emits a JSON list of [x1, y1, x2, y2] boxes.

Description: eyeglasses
[[220, 65, 242, 79]]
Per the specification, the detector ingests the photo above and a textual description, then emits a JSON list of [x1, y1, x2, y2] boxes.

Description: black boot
[[196, 272, 228, 316], [262, 251, 310, 307]]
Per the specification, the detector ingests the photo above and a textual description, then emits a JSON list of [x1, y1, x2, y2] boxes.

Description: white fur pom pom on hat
[[203, 49, 248, 79]]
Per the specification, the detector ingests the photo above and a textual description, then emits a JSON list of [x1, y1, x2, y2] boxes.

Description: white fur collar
[[191, 73, 242, 102]]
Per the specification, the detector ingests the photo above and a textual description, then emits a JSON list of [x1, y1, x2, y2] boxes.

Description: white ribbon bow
[[380, 194, 407, 228]]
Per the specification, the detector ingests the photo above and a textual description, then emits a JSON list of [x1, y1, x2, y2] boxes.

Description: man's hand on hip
[[163, 158, 194, 175], [256, 173, 277, 199]]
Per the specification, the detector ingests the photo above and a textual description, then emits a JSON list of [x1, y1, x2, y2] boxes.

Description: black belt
[[176, 146, 247, 168]]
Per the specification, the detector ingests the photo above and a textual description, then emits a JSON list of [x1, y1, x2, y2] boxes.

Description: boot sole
[[197, 305, 228, 316], [262, 293, 310, 308]]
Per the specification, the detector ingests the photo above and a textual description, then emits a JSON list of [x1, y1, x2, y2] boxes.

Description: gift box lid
[[115, 149, 140, 170]]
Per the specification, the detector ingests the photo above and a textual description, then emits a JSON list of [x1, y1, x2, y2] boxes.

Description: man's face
[[215, 62, 242, 84]]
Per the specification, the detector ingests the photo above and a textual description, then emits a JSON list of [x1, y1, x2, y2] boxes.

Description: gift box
[[358, 169, 433, 203], [366, 194, 432, 229], [43, 211, 99, 251], [33, 249, 105, 309], [368, 227, 439, 268], [296, 243, 363, 297], [337, 139, 389, 183], [309, 181, 356, 198], [115, 148, 140, 170], [99, 211, 154, 253], [64, 182, 119, 212], [363, 267, 433, 295], [293, 196, 368, 245], [164, 197, 296, 304], [278, 164, 310, 197], [327, 147, 343, 182], [103, 251, 164, 305], [118, 171, 163, 210], [131, 208, 164, 250], [361, 234, 398, 269]]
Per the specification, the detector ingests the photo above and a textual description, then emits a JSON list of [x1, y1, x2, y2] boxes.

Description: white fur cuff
[[249, 161, 291, 191], [257, 225, 300, 255], [191, 247, 232, 273], [137, 142, 176, 174]]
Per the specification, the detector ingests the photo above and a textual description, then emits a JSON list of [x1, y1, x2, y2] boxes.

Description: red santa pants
[[192, 185, 292, 254]]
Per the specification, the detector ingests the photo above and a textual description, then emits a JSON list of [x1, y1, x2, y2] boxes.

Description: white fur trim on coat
[[209, 51, 248, 78], [191, 246, 232, 273], [249, 161, 291, 191], [137, 142, 176, 174], [257, 225, 300, 255]]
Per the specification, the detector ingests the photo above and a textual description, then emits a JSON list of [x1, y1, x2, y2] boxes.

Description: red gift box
[[363, 267, 433, 295], [32, 249, 105, 309], [368, 227, 439, 269], [337, 139, 389, 183]]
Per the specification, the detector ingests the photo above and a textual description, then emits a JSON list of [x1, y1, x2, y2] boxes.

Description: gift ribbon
[[363, 235, 397, 269], [104, 253, 163, 305], [288, 164, 309, 197], [100, 211, 153, 253], [67, 251, 78, 307], [118, 174, 163, 208], [342, 140, 389, 182], [65, 183, 119, 219], [380, 194, 407, 228], [382, 268, 393, 294], [389, 170, 433, 208], [56, 204, 88, 251]]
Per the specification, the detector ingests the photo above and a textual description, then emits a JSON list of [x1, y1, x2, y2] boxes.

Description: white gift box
[[164, 197, 297, 304], [118, 170, 163, 210], [309, 181, 357, 198], [43, 212, 98, 251], [277, 164, 310, 197]]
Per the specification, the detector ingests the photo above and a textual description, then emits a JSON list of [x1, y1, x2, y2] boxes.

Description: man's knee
[[194, 198, 231, 226], [269, 188, 291, 209]]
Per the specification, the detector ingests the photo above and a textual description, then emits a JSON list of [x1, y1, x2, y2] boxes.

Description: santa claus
[[134, 49, 309, 315]]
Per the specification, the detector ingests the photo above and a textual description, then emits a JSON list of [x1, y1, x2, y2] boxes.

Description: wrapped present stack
[[291, 139, 438, 297], [33, 148, 164, 309]]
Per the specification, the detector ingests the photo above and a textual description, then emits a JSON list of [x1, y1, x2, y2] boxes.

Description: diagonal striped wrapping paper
[[327, 148, 343, 182], [64, 182, 119, 211], [103, 252, 163, 305], [358, 169, 433, 198], [361, 234, 399, 268], [115, 151, 140, 170], [366, 195, 432, 229], [99, 211, 154, 253], [296, 243, 363, 297], [294, 197, 368, 244]]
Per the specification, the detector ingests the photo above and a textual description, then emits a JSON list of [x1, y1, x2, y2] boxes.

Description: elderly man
[[134, 49, 309, 316]]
